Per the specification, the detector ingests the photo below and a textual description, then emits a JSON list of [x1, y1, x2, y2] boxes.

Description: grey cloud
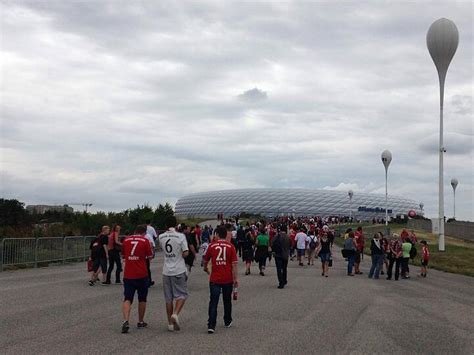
[[1, 1, 473, 220], [238, 88, 268, 103], [418, 132, 474, 155], [452, 95, 472, 115]]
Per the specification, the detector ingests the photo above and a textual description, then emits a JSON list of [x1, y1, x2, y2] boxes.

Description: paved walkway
[[0, 248, 473, 354]]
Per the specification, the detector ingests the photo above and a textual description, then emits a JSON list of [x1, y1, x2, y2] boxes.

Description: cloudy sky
[[1, 1, 472, 220]]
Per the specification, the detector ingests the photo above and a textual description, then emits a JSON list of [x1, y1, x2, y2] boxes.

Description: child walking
[[420, 240, 430, 278]]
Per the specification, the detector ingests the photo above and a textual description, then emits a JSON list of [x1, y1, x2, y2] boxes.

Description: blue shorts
[[123, 277, 149, 303], [320, 253, 331, 263], [297, 248, 306, 257]]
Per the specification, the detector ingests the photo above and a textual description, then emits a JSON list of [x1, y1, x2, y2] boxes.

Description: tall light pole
[[451, 178, 458, 219], [348, 190, 353, 222], [381, 150, 392, 226], [427, 18, 459, 251], [419, 202, 424, 215]]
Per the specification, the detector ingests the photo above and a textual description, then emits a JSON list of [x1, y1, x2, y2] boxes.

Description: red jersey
[[204, 239, 237, 284], [354, 231, 365, 251], [289, 231, 297, 247], [122, 235, 153, 279], [422, 245, 430, 261]]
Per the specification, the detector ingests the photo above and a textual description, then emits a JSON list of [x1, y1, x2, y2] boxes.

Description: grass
[[333, 224, 474, 277]]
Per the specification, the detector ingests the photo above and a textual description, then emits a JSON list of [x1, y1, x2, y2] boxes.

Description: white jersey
[[159, 228, 189, 276]]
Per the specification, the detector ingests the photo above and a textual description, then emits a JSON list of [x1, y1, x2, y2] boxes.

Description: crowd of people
[[86, 215, 431, 334]]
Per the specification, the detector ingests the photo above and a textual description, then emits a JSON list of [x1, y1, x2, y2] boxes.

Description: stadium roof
[[175, 188, 422, 219]]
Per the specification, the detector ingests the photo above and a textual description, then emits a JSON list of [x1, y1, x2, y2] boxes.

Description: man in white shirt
[[158, 216, 189, 332], [295, 228, 308, 266], [145, 220, 157, 286]]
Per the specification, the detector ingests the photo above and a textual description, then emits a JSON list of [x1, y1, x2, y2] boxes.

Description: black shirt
[[320, 239, 331, 254]]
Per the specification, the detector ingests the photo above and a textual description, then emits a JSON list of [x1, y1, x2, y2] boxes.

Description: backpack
[[409, 244, 417, 259], [309, 236, 318, 250], [272, 234, 283, 255]]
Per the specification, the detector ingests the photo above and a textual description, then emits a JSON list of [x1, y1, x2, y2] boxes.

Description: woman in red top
[[420, 240, 430, 278]]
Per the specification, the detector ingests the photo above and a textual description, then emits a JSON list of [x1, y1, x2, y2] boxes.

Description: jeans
[[387, 256, 401, 280], [208, 282, 233, 329], [401, 257, 409, 277], [106, 250, 122, 283], [368, 254, 383, 279], [347, 254, 355, 274], [274, 257, 288, 286]]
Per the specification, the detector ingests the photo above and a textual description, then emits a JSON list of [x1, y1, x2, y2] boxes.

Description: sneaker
[[137, 321, 148, 329], [101, 281, 110, 285], [224, 321, 233, 328], [88, 280, 95, 286], [121, 321, 129, 334], [171, 313, 180, 331], [277, 285, 284, 289], [347, 273, 354, 276], [167, 324, 174, 332], [115, 281, 122, 285], [208, 328, 215, 334]]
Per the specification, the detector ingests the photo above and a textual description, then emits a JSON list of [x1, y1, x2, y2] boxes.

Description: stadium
[[175, 188, 422, 220]]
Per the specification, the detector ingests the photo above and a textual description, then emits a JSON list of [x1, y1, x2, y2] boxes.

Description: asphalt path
[[1, 248, 473, 354]]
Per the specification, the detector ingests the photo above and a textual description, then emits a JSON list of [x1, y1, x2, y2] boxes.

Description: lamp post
[[419, 202, 424, 215], [451, 178, 458, 219], [381, 150, 392, 226], [427, 18, 459, 252], [348, 190, 353, 222]]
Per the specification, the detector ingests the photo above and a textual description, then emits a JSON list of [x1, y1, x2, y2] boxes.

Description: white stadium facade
[[175, 188, 422, 220]]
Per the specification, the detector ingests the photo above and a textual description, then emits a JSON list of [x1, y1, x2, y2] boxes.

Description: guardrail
[[0, 236, 96, 272]]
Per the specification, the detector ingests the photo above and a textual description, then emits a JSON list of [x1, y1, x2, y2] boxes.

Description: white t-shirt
[[159, 228, 189, 276], [145, 232, 156, 248], [146, 225, 157, 243], [295, 232, 307, 249]]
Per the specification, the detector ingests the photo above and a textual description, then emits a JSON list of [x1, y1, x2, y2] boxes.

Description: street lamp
[[451, 178, 458, 219], [381, 150, 392, 226], [419, 202, 424, 215], [348, 190, 353, 221], [427, 18, 459, 251]]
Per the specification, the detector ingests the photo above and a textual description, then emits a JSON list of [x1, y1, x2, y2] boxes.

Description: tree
[[0, 199, 29, 226]]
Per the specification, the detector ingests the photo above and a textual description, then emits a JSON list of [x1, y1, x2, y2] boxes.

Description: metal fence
[[0, 236, 96, 272]]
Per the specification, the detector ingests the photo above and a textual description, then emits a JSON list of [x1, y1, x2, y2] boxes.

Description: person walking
[[271, 224, 291, 289], [343, 232, 357, 276], [306, 231, 318, 266], [241, 229, 255, 275], [317, 232, 332, 277], [105, 224, 123, 284], [354, 226, 365, 274], [158, 216, 189, 332], [386, 234, 402, 281], [401, 237, 412, 279], [420, 240, 430, 278], [88, 227, 109, 286], [120, 225, 153, 333], [368, 232, 384, 279], [203, 225, 238, 334], [254, 229, 270, 276], [295, 227, 307, 266], [144, 223, 156, 286]]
